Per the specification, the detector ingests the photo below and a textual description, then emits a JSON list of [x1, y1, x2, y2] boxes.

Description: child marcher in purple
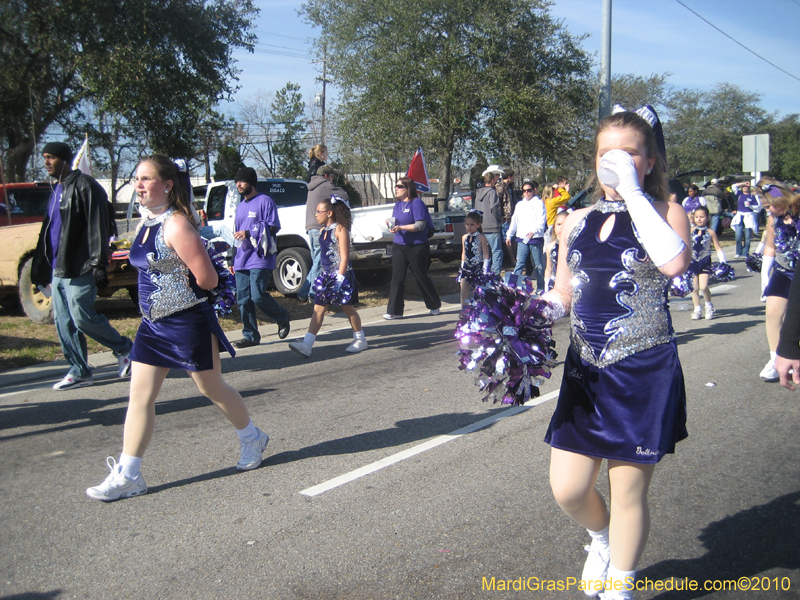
[[688, 206, 725, 320]]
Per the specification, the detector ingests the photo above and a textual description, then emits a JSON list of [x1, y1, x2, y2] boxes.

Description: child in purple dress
[[688, 206, 725, 320], [541, 106, 691, 599]]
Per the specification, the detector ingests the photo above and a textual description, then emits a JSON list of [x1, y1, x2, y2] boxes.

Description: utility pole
[[599, 0, 612, 121], [314, 44, 330, 145]]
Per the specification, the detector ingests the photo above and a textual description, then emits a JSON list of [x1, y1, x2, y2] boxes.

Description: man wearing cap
[[231, 167, 290, 348], [474, 164, 504, 273], [297, 164, 349, 303], [30, 142, 133, 390]]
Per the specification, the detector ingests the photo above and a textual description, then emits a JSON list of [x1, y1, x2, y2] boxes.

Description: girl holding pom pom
[[689, 206, 725, 320], [755, 178, 800, 382], [458, 210, 490, 304], [541, 106, 691, 599], [289, 196, 365, 357]]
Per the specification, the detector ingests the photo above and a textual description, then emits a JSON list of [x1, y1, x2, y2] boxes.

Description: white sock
[[588, 526, 609, 548], [605, 564, 636, 600], [119, 454, 142, 480], [770, 350, 777, 361], [354, 330, 365, 341], [303, 333, 316, 347], [235, 420, 259, 443]]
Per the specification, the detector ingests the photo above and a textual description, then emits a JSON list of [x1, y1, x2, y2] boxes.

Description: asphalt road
[[1, 259, 799, 600]]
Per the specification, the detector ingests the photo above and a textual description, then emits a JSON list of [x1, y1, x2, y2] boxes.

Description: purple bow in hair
[[611, 104, 667, 163]]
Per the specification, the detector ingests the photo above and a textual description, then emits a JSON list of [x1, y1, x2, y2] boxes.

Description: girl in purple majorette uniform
[[730, 181, 762, 257], [457, 210, 490, 304], [688, 206, 725, 320], [756, 178, 800, 382], [541, 105, 691, 599], [289, 196, 366, 358]]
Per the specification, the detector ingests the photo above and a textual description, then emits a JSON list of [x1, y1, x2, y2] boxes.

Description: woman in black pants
[[384, 176, 441, 319]]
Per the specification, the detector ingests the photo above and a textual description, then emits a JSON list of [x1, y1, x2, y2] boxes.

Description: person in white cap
[[473, 164, 504, 273]]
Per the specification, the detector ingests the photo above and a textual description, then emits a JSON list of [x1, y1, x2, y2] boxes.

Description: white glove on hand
[[482, 259, 491, 273], [717, 250, 726, 263], [761, 255, 774, 293], [597, 149, 642, 200], [335, 273, 345, 290]]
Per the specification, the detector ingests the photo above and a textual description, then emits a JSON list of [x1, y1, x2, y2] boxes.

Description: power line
[[675, 0, 800, 84], [255, 30, 311, 42]]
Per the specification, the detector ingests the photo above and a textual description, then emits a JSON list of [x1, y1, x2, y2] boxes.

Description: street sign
[[743, 134, 769, 173]]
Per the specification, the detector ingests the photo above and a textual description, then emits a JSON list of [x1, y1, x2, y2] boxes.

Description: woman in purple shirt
[[383, 176, 441, 319]]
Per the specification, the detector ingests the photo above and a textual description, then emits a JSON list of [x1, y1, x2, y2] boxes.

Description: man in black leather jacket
[[31, 142, 133, 391]]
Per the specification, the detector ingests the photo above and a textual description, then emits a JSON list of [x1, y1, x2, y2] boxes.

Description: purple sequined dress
[[688, 227, 712, 276], [544, 197, 688, 464], [764, 215, 799, 299], [315, 224, 358, 306], [129, 209, 234, 371]]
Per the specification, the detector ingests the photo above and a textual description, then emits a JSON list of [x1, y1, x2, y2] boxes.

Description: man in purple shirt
[[231, 167, 290, 348]]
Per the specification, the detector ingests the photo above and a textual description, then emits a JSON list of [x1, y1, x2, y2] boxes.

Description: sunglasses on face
[[523, 188, 533, 193], [395, 184, 406, 189]]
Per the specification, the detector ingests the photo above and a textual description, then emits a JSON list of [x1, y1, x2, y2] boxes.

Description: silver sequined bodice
[[464, 233, 483, 269], [566, 197, 673, 368]]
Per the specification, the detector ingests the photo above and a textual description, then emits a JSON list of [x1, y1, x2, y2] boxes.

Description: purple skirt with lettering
[[545, 341, 688, 464]]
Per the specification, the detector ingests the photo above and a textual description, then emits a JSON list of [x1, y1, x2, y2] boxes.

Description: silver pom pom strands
[[668, 271, 694, 298], [204, 239, 237, 316], [455, 273, 557, 406], [313, 271, 354, 306], [745, 253, 763, 273], [710, 262, 735, 283]]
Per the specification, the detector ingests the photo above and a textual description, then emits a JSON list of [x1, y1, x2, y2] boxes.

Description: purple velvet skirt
[[688, 255, 712, 276], [131, 301, 234, 372], [545, 341, 688, 464], [764, 268, 793, 299]]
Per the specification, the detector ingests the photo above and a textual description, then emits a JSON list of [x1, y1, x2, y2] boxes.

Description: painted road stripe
[[299, 389, 560, 497]]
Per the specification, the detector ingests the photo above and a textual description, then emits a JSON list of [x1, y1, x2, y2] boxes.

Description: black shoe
[[278, 321, 291, 340], [234, 338, 259, 349]]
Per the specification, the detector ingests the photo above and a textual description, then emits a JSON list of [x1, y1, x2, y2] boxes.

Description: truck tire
[[355, 268, 392, 287], [19, 256, 54, 324], [274, 247, 311, 296]]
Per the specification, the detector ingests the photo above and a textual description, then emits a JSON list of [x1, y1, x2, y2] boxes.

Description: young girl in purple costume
[[541, 107, 691, 599], [688, 206, 725, 321], [288, 196, 366, 357], [756, 178, 800, 382], [458, 210, 490, 304]]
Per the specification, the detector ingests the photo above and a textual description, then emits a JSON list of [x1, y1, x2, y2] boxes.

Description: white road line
[[709, 284, 737, 293], [299, 388, 560, 497]]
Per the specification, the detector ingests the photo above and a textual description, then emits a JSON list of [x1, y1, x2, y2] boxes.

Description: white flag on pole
[[72, 134, 92, 176]]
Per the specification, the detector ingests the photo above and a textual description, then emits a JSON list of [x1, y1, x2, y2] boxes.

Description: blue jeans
[[297, 228, 322, 300], [709, 213, 720, 235], [484, 232, 504, 274], [513, 242, 544, 290], [734, 223, 753, 256], [235, 269, 290, 343], [52, 272, 132, 378]]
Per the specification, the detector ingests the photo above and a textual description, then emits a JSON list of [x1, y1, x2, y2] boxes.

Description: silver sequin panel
[[464, 233, 483, 269], [693, 230, 712, 261], [567, 203, 673, 368], [141, 209, 205, 322], [776, 239, 800, 271], [324, 224, 348, 272]]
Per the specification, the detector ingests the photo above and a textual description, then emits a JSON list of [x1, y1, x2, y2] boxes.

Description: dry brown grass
[[0, 260, 461, 372]]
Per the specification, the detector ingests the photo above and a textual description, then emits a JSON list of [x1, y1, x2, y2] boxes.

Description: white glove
[[761, 255, 774, 293], [335, 273, 345, 289], [597, 150, 686, 267], [755, 242, 765, 255], [716, 250, 726, 263], [460, 261, 466, 271], [482, 259, 491, 273]]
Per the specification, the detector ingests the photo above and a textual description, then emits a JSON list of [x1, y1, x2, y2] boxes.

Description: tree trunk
[[437, 133, 456, 207], [7, 140, 35, 182]]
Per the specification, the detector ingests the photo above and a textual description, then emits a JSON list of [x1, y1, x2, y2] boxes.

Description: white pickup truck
[[195, 179, 404, 294]]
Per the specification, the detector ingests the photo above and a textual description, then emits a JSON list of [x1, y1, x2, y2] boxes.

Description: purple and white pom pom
[[203, 239, 236, 316], [668, 271, 694, 298], [313, 271, 353, 306], [455, 273, 557, 406], [711, 262, 735, 283], [457, 266, 501, 289], [745, 252, 762, 273]]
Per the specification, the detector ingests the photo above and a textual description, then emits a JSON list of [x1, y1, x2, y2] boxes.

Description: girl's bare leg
[[122, 362, 170, 457]]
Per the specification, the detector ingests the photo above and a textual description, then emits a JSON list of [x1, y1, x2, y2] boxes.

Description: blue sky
[[225, 0, 800, 120]]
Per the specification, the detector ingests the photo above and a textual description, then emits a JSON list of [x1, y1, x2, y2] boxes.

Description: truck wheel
[[274, 247, 311, 296], [19, 257, 54, 324], [355, 268, 392, 287]]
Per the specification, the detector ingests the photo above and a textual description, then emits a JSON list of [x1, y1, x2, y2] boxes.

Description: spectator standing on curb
[[474, 165, 504, 273], [30, 142, 133, 390], [231, 167, 290, 348], [307, 144, 327, 181], [731, 181, 761, 258], [506, 180, 546, 290], [496, 169, 516, 266], [701, 179, 726, 234], [297, 165, 349, 303]]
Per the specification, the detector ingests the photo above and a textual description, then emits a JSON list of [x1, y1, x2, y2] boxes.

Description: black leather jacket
[[31, 170, 112, 285]]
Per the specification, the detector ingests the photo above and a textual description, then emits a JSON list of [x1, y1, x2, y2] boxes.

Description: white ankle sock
[[119, 454, 142, 480], [235, 420, 259, 443], [588, 526, 609, 547], [605, 564, 636, 600], [303, 333, 316, 346], [354, 330, 365, 341]]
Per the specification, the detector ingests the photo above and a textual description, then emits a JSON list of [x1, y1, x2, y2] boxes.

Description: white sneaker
[[117, 351, 132, 378], [383, 314, 401, 320], [690, 306, 702, 320], [86, 457, 147, 501], [346, 338, 368, 353], [237, 428, 269, 471], [760, 360, 779, 382], [581, 539, 610, 597], [705, 303, 715, 320], [429, 308, 440, 316], [289, 340, 312, 358], [53, 374, 93, 391]]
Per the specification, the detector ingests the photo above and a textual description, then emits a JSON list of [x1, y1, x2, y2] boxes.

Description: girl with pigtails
[[289, 195, 366, 357], [541, 106, 691, 599]]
